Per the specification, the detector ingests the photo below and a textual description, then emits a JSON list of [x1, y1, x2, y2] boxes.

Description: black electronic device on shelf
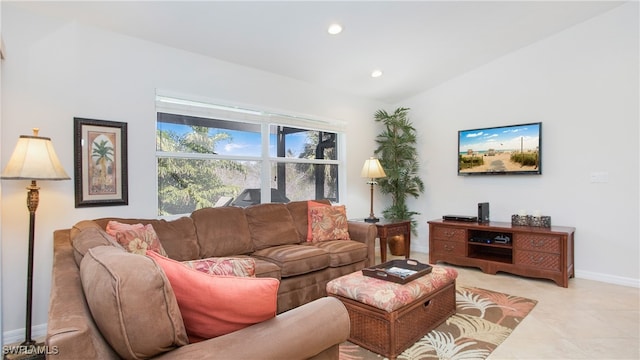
[[442, 215, 477, 222], [469, 237, 493, 244]]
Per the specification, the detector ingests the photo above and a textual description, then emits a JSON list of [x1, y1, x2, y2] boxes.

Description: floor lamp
[[1, 129, 69, 357], [361, 157, 386, 223]]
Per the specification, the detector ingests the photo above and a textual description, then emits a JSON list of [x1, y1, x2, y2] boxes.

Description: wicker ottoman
[[326, 266, 458, 360]]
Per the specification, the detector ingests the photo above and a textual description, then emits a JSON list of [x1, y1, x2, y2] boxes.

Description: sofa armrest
[[347, 221, 377, 266], [47, 230, 120, 359], [155, 297, 349, 360]]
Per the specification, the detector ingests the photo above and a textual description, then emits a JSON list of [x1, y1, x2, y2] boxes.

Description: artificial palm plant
[[373, 107, 425, 229]]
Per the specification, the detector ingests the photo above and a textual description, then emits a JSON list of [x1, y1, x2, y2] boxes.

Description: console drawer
[[431, 240, 466, 257], [431, 226, 466, 242], [515, 234, 561, 253], [514, 250, 560, 271]]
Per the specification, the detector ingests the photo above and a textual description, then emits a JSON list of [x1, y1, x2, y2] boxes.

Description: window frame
[[155, 93, 346, 215]]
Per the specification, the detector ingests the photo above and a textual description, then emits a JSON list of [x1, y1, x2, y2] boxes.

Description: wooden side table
[[352, 218, 411, 263]]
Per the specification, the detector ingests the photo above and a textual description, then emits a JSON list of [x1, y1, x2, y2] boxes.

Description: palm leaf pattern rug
[[339, 286, 537, 360]]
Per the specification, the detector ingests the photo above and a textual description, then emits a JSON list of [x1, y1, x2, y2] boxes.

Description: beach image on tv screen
[[458, 123, 541, 175]]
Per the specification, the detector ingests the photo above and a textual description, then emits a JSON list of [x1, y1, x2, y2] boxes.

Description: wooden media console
[[428, 219, 575, 287]]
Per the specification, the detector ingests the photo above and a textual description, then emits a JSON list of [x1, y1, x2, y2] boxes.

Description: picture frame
[[74, 117, 128, 207]]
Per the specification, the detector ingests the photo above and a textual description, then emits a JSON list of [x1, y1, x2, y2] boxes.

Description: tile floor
[[380, 252, 640, 360]]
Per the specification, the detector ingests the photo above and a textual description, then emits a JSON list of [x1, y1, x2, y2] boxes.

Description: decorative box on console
[[511, 214, 551, 227]]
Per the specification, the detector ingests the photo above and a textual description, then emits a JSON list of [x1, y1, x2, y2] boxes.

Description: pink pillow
[[308, 204, 351, 242], [181, 257, 256, 277], [109, 221, 168, 256], [105, 220, 144, 236], [146, 251, 279, 343]]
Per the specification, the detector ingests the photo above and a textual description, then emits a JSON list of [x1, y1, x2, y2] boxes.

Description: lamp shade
[[361, 157, 386, 179], [1, 129, 70, 180]]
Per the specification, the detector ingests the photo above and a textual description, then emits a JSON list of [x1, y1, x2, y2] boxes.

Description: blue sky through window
[[158, 122, 308, 157]]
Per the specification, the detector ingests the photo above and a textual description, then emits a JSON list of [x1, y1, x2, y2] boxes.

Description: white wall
[[402, 3, 639, 286], [0, 5, 385, 341], [2, 0, 638, 343]]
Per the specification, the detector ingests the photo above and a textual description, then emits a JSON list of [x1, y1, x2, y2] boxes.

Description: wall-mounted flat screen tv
[[458, 122, 541, 176]]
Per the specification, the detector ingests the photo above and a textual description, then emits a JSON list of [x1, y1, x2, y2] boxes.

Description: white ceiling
[[8, 1, 625, 104]]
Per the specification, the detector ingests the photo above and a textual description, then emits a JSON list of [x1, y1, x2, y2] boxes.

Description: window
[[156, 95, 344, 216]]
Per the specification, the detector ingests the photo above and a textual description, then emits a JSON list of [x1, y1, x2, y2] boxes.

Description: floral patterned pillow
[[309, 204, 351, 242], [112, 223, 168, 256], [307, 201, 329, 241], [182, 257, 256, 277]]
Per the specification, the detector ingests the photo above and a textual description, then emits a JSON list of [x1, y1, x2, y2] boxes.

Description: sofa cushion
[[251, 244, 329, 277], [286, 199, 331, 242], [244, 203, 300, 250], [80, 246, 188, 359], [254, 261, 282, 280], [309, 240, 368, 267], [146, 251, 279, 343], [181, 257, 256, 277], [94, 217, 200, 261], [308, 203, 350, 242], [110, 222, 168, 256], [71, 227, 123, 266], [191, 207, 254, 257], [70, 219, 103, 242]]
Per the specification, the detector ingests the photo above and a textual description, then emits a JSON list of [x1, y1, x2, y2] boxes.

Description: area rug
[[339, 286, 537, 360]]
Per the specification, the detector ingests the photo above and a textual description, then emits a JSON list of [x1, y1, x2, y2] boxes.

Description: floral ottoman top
[[326, 266, 458, 313]]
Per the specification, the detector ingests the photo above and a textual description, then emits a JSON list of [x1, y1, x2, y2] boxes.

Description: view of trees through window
[[156, 112, 340, 216]]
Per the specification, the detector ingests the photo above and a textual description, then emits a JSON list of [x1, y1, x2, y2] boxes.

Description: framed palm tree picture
[[74, 117, 128, 207]]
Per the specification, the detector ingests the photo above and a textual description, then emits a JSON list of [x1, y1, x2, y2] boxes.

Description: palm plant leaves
[[373, 107, 424, 223]]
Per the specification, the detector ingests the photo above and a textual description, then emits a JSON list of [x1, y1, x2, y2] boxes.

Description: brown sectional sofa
[[46, 200, 377, 359]]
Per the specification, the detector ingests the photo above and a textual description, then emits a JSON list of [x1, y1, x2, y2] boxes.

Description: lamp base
[[3, 342, 46, 360], [364, 216, 380, 223]]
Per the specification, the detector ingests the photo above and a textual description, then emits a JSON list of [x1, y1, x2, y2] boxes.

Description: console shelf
[[428, 219, 575, 287]]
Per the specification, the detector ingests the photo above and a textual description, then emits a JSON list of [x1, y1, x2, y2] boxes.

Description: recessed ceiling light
[[371, 70, 383, 78], [327, 23, 343, 35]]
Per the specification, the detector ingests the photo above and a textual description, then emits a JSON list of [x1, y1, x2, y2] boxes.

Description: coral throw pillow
[[307, 201, 350, 242], [182, 257, 256, 277], [108, 221, 168, 256], [105, 221, 144, 236], [146, 251, 279, 343]]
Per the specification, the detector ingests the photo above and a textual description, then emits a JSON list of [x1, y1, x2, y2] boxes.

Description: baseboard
[[3, 323, 46, 346], [412, 248, 639, 288], [575, 270, 640, 288]]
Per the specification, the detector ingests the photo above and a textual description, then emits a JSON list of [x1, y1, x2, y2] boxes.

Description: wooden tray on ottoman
[[331, 280, 456, 359], [362, 259, 432, 284]]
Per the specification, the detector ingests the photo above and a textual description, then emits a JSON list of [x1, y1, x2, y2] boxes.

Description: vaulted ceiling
[[8, 1, 624, 103]]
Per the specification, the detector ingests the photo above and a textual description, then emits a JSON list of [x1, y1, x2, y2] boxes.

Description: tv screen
[[458, 122, 541, 176]]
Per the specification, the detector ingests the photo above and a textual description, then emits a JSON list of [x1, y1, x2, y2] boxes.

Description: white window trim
[[156, 90, 347, 132]]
